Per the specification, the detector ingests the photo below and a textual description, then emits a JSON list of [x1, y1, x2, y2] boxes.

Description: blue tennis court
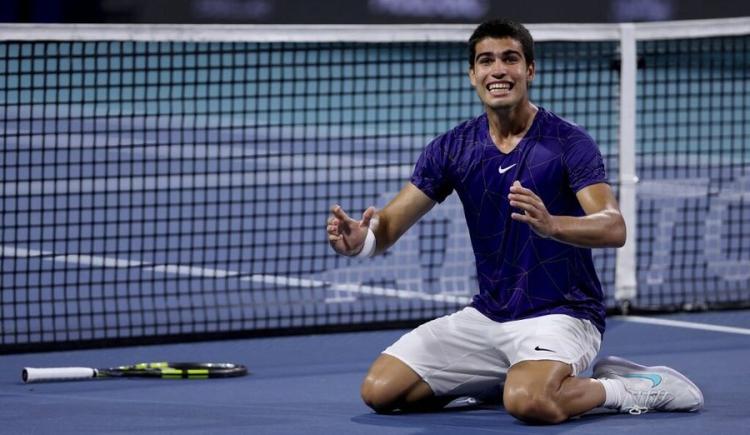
[[1, 311, 749, 434]]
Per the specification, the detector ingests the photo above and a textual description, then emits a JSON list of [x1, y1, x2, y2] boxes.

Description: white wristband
[[356, 228, 376, 258]]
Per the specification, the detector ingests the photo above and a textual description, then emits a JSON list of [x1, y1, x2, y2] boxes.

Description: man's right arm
[[371, 182, 436, 255], [327, 182, 436, 257]]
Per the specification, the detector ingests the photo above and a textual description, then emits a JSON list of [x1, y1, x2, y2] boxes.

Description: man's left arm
[[508, 181, 626, 248]]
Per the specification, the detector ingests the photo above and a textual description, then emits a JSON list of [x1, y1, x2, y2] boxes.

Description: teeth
[[488, 83, 510, 91]]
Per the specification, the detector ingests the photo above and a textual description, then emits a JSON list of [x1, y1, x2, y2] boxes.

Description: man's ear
[[468, 66, 477, 88], [527, 60, 536, 83]]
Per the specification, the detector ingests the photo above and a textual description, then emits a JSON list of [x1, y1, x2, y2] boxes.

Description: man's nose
[[489, 60, 507, 77]]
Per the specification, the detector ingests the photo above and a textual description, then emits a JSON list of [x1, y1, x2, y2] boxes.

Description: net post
[[615, 23, 638, 312]]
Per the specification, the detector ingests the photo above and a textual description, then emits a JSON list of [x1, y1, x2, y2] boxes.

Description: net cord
[[0, 18, 748, 42]]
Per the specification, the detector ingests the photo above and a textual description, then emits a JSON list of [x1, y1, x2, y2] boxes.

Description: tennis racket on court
[[22, 362, 248, 383]]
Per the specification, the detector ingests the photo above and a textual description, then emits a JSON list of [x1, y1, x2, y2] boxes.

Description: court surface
[[1, 310, 748, 435]]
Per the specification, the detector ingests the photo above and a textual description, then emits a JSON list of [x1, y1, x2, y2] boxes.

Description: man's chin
[[484, 100, 515, 111]]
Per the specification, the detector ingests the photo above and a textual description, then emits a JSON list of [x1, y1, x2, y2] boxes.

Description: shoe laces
[[627, 389, 673, 415]]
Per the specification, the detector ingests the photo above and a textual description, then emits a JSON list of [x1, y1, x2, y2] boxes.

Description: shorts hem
[[511, 356, 581, 376]]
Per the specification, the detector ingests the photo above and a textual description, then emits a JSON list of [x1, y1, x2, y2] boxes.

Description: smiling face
[[468, 37, 535, 112]]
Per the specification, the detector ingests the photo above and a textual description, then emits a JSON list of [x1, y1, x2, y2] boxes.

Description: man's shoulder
[[431, 113, 487, 146], [534, 107, 598, 151], [440, 113, 486, 136], [536, 107, 588, 136]]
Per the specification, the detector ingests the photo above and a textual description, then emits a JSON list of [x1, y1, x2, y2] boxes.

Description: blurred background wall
[[2, 0, 749, 24]]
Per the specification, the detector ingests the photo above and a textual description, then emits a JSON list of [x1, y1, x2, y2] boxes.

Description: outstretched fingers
[[327, 204, 348, 242], [330, 204, 354, 233], [331, 204, 351, 221], [327, 204, 377, 255]]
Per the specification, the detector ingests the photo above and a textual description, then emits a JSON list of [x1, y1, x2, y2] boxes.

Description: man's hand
[[508, 181, 559, 238], [326, 204, 377, 256]]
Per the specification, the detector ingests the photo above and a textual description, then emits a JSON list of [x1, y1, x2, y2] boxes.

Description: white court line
[[1, 245, 470, 305], [9, 244, 750, 324], [615, 315, 750, 336]]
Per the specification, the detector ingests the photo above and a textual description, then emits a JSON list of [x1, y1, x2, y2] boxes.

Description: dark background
[[2, 0, 749, 24]]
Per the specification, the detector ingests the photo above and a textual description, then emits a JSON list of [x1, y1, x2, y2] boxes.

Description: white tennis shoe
[[593, 356, 704, 415]]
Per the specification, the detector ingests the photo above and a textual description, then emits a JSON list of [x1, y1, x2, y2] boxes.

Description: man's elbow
[[610, 214, 627, 248]]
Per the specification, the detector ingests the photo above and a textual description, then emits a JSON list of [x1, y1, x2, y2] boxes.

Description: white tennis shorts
[[382, 306, 601, 397]]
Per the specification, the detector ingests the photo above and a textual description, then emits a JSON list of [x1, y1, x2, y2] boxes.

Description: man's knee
[[360, 374, 399, 413], [503, 387, 567, 424], [360, 354, 433, 413], [503, 360, 575, 424]]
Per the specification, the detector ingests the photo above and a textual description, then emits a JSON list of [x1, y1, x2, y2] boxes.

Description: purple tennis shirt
[[411, 107, 608, 334]]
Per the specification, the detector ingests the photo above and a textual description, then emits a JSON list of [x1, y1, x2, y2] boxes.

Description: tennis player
[[327, 19, 703, 424]]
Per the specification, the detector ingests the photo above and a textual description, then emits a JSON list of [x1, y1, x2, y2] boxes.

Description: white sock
[[598, 378, 625, 409]]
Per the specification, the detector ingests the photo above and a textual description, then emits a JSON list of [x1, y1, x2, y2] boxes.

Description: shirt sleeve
[[563, 128, 608, 193], [410, 133, 454, 203]]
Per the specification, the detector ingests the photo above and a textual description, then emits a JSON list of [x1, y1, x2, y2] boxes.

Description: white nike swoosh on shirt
[[498, 164, 517, 174]]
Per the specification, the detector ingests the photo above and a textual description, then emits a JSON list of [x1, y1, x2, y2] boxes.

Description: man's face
[[469, 37, 535, 111]]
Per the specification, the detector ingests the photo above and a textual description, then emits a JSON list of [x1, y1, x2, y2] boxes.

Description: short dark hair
[[468, 19, 535, 67]]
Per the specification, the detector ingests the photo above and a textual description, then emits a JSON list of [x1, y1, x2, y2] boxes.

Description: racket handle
[[23, 367, 97, 383]]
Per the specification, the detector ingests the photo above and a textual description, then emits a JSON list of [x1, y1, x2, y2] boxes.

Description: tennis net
[[1, 19, 749, 352]]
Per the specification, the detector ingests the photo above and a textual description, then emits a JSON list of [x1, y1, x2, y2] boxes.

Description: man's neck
[[487, 103, 538, 152]]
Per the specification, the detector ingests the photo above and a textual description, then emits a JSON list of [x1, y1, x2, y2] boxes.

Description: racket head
[[107, 362, 249, 379]]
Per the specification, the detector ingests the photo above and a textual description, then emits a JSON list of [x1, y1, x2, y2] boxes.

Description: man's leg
[[503, 360, 605, 424], [360, 354, 452, 413], [503, 357, 705, 424]]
